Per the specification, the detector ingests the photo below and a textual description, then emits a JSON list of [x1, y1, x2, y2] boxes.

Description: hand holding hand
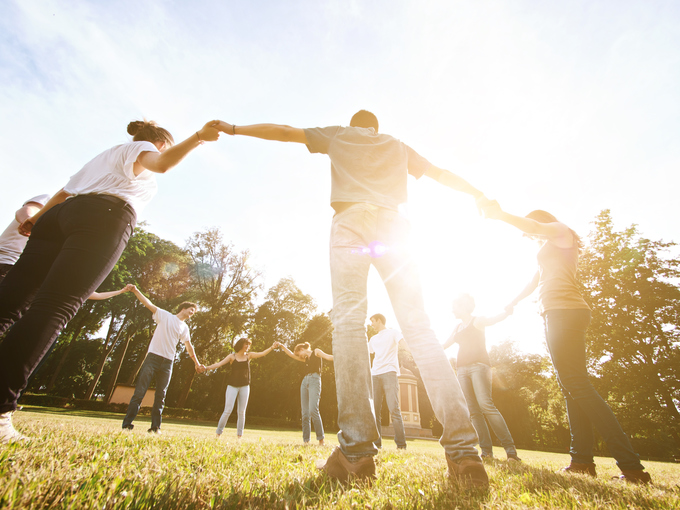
[[480, 198, 503, 220], [197, 120, 221, 143], [214, 120, 235, 135], [504, 304, 515, 314], [18, 218, 35, 237], [123, 284, 135, 293], [272, 341, 281, 350], [314, 348, 322, 357]]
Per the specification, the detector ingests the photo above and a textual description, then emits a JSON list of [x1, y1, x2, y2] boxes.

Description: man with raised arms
[[215, 111, 489, 487]]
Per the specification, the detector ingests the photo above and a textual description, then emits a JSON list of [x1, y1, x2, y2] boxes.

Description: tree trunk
[[124, 327, 153, 385], [45, 316, 89, 393], [104, 331, 135, 403], [84, 314, 128, 400]]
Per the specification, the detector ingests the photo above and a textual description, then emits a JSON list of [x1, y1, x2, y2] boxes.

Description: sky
[[1, 0, 679, 358]]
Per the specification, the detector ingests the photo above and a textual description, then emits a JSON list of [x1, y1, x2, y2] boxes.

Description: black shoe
[[147, 428, 161, 435], [122, 424, 134, 430], [507, 453, 522, 462]]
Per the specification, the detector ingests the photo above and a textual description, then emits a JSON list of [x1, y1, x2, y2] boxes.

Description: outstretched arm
[[482, 201, 571, 241], [15, 202, 43, 224], [205, 353, 235, 371], [128, 285, 158, 314], [273, 341, 306, 362], [18, 189, 72, 236], [248, 344, 275, 360], [314, 348, 333, 361], [135, 120, 221, 175], [215, 122, 307, 144], [473, 310, 512, 329], [88, 284, 134, 301], [506, 272, 540, 311], [424, 166, 485, 199]]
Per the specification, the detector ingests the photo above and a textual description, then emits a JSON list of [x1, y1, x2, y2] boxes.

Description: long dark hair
[[526, 210, 583, 250]]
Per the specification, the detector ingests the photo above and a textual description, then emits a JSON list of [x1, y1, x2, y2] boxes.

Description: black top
[[304, 352, 322, 376], [454, 320, 491, 369], [228, 358, 250, 387]]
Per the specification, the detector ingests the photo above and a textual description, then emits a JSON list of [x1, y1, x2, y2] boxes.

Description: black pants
[[0, 195, 136, 413]]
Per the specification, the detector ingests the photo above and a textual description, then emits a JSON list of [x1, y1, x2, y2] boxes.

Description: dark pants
[[0, 263, 13, 284], [544, 309, 644, 471], [122, 353, 173, 430], [0, 195, 136, 413]]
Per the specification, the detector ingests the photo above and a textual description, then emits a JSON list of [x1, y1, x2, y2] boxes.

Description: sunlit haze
[[1, 0, 678, 358]]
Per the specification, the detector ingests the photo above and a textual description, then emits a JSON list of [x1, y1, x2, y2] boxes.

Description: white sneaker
[[0, 411, 30, 444]]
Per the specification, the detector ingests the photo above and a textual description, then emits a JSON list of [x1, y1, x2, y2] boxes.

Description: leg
[[123, 355, 158, 428], [308, 374, 325, 441], [235, 385, 250, 436], [150, 356, 173, 431], [469, 364, 517, 456], [457, 367, 489, 455], [372, 374, 385, 447], [373, 208, 478, 460], [0, 197, 135, 413], [329, 205, 379, 458], [545, 309, 644, 471], [216, 385, 239, 435], [382, 372, 407, 448], [300, 376, 311, 442]]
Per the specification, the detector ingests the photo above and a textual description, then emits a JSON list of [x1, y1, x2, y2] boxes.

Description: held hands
[[214, 121, 235, 135], [476, 197, 503, 220], [272, 341, 281, 350], [314, 348, 322, 357], [197, 121, 222, 143], [18, 217, 36, 237], [195, 363, 207, 374]]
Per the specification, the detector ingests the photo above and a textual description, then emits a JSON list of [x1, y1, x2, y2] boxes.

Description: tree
[[579, 210, 680, 457]]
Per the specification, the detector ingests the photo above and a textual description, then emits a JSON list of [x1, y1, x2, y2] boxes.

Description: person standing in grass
[[368, 313, 407, 450], [273, 341, 333, 446], [0, 119, 221, 444], [206, 338, 276, 439], [122, 286, 205, 435], [214, 112, 490, 487], [482, 202, 652, 484], [442, 293, 520, 462]]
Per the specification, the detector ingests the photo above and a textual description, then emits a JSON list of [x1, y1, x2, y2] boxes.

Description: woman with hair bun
[[0, 119, 221, 443], [482, 203, 652, 484], [206, 338, 276, 439]]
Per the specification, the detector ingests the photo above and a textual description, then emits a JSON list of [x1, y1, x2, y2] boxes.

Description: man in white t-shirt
[[122, 286, 205, 434], [368, 313, 407, 449], [0, 194, 51, 283]]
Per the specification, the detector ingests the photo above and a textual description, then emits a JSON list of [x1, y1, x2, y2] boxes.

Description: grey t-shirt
[[304, 126, 431, 211]]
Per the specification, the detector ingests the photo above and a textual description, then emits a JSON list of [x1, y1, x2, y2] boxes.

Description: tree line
[[24, 210, 680, 459]]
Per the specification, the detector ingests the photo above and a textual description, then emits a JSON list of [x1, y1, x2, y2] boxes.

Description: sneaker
[[147, 428, 161, 435], [317, 447, 376, 483], [0, 411, 30, 444], [122, 424, 134, 431], [397, 445, 407, 450], [480, 453, 494, 462], [560, 462, 596, 477], [507, 453, 522, 462], [614, 470, 652, 484], [446, 455, 489, 488]]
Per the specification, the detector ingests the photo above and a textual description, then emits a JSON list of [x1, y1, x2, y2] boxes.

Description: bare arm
[[129, 285, 158, 314], [473, 310, 511, 329], [134, 121, 221, 175], [483, 201, 572, 245], [205, 353, 235, 371], [15, 202, 43, 224], [424, 166, 485, 199], [88, 284, 134, 301], [314, 348, 333, 361], [442, 327, 460, 350], [506, 272, 540, 311], [274, 342, 306, 362], [184, 340, 203, 370], [18, 189, 72, 236], [248, 345, 275, 360], [215, 121, 307, 144]]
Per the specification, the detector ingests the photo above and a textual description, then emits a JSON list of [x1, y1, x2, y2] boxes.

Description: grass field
[[1, 406, 679, 509]]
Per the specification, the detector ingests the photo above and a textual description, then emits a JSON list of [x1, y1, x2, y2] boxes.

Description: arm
[[424, 166, 485, 200], [183, 340, 204, 372], [135, 120, 221, 175], [442, 328, 459, 350], [215, 121, 307, 144], [274, 342, 306, 362], [248, 345, 275, 360], [473, 310, 511, 329], [483, 201, 571, 241], [314, 348, 333, 361], [506, 272, 540, 311], [88, 284, 134, 301], [205, 353, 235, 371], [15, 202, 43, 224], [18, 189, 72, 236], [129, 285, 158, 314]]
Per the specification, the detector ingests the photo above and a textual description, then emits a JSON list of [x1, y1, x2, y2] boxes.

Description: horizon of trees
[[23, 210, 680, 459]]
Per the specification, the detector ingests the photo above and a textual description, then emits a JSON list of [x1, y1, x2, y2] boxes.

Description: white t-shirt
[[147, 308, 191, 361], [368, 328, 403, 376], [0, 194, 51, 265], [63, 141, 160, 215]]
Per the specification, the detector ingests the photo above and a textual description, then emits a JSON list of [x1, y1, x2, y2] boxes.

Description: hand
[[197, 120, 221, 142], [314, 348, 322, 357], [214, 120, 235, 135], [272, 341, 280, 349], [195, 364, 206, 374], [123, 284, 135, 293], [479, 198, 503, 220], [504, 304, 515, 314], [18, 217, 35, 237]]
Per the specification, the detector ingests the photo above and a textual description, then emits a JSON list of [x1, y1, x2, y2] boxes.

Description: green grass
[[1, 407, 678, 509]]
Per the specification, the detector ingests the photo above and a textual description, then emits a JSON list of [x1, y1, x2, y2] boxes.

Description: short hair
[[294, 342, 311, 354], [350, 110, 379, 132], [127, 119, 174, 147], [177, 301, 197, 312], [525, 210, 583, 250], [370, 313, 386, 325], [233, 337, 252, 352]]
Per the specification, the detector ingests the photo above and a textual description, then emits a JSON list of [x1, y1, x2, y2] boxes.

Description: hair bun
[[127, 120, 146, 136]]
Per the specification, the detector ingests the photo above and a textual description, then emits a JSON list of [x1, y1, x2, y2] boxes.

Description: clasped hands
[[475, 195, 503, 219]]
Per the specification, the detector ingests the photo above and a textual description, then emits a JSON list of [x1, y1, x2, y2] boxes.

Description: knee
[[559, 374, 597, 400]]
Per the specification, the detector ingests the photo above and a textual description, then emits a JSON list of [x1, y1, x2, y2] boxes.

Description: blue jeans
[[216, 384, 250, 436], [301, 373, 324, 442], [544, 309, 644, 471], [122, 353, 173, 430], [329, 204, 478, 459], [373, 371, 407, 448], [457, 363, 516, 456]]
